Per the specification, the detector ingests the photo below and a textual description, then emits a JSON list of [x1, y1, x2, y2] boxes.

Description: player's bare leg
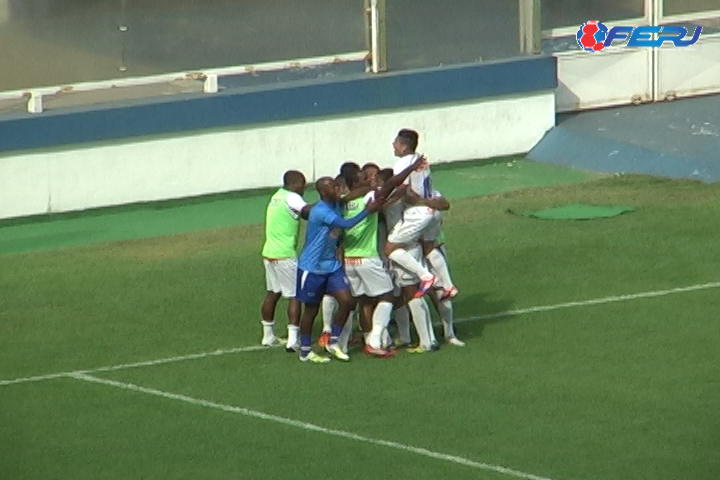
[[325, 288, 355, 361], [298, 303, 330, 363], [260, 291, 282, 346], [285, 297, 302, 352]]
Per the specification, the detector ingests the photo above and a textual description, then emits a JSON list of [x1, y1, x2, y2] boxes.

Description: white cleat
[[446, 337, 466, 347], [325, 344, 350, 362], [261, 336, 286, 347], [300, 351, 331, 364]]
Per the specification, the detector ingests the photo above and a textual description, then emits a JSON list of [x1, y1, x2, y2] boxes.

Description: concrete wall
[[0, 56, 558, 220]]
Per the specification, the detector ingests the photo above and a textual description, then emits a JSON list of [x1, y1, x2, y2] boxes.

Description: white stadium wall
[[0, 91, 555, 220]]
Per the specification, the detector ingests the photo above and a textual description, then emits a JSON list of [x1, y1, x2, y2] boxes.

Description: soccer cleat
[[300, 351, 331, 364], [446, 337, 466, 347], [440, 286, 459, 302], [415, 275, 438, 298], [318, 331, 331, 348], [326, 344, 350, 362], [261, 336, 285, 347], [393, 338, 413, 349], [406, 345, 431, 354], [285, 343, 300, 353], [363, 345, 397, 358]]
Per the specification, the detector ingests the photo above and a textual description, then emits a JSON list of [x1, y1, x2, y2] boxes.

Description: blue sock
[[300, 335, 312, 357], [330, 323, 343, 345]]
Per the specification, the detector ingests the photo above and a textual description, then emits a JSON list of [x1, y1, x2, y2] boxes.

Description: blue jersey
[[298, 200, 370, 274]]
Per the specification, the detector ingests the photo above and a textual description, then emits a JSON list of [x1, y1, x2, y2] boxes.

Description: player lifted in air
[[259, 170, 311, 351]]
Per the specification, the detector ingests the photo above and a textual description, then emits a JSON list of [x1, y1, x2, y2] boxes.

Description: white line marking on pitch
[[2, 280, 719, 387], [69, 372, 558, 480], [0, 345, 269, 387]]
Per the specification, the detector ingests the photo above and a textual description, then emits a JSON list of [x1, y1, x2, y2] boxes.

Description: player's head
[[362, 163, 380, 183], [393, 129, 419, 157], [345, 168, 369, 191], [282, 170, 306, 195], [339, 162, 361, 179], [376, 168, 394, 188], [334, 174, 349, 197], [316, 176, 339, 201]]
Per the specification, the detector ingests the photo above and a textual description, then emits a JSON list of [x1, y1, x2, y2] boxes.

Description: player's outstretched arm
[[405, 191, 450, 210], [342, 185, 373, 202], [376, 155, 427, 201]]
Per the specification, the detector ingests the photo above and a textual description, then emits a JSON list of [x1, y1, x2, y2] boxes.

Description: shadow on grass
[[430, 290, 515, 342]]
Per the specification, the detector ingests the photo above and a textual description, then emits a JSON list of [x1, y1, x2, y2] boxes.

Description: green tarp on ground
[[511, 204, 636, 220]]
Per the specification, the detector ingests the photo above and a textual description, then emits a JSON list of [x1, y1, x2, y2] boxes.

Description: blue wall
[[0, 56, 556, 154]]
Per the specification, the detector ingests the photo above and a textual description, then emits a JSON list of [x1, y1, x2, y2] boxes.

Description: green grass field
[[2, 163, 720, 480]]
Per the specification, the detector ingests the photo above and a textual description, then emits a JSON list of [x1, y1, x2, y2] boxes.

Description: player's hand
[[365, 198, 384, 213], [404, 190, 421, 205], [411, 155, 428, 171]]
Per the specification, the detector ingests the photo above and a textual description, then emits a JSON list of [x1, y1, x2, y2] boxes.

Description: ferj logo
[[576, 20, 702, 51]]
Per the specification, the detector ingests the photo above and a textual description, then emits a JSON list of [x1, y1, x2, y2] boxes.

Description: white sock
[[381, 329, 392, 348], [338, 316, 354, 354], [434, 291, 455, 338], [426, 249, 454, 289], [363, 332, 371, 345], [395, 305, 412, 344], [286, 325, 299, 348], [407, 298, 433, 349], [388, 249, 433, 281], [368, 301, 393, 349], [321, 295, 336, 332], [261, 320, 275, 340]]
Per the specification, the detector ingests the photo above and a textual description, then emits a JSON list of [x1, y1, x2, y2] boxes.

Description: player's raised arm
[[375, 155, 427, 201]]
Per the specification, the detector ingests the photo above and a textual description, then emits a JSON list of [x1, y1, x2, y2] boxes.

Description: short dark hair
[[362, 162, 380, 171], [378, 168, 394, 182], [334, 174, 347, 187], [283, 170, 305, 187], [397, 129, 419, 152], [339, 162, 361, 178]]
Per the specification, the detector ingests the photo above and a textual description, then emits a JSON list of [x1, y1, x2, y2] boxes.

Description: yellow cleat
[[406, 346, 431, 354], [300, 351, 331, 364], [326, 344, 350, 362]]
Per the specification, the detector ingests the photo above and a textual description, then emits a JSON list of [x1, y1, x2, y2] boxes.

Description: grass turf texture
[[2, 172, 720, 480]]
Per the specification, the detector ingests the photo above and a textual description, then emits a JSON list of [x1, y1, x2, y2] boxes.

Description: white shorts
[[345, 257, 394, 297], [263, 258, 297, 298], [387, 206, 435, 245], [421, 210, 443, 242], [391, 243, 425, 288]]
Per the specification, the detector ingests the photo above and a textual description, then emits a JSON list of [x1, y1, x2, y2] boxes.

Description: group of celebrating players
[[259, 129, 464, 363]]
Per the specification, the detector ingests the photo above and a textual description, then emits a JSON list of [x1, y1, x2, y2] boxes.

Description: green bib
[[343, 194, 379, 258], [261, 189, 300, 258]]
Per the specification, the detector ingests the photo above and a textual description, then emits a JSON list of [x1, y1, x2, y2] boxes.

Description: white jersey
[[393, 153, 433, 199]]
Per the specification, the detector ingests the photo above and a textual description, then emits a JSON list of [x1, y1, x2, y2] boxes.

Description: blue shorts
[[296, 268, 350, 305]]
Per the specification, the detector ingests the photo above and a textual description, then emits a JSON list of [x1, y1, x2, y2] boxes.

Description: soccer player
[[384, 129, 439, 298], [405, 190, 464, 347], [260, 170, 311, 351], [297, 158, 426, 363], [343, 169, 399, 357]]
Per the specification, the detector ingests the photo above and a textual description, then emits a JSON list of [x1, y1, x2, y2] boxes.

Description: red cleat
[[414, 275, 437, 298], [318, 331, 331, 348], [363, 345, 397, 358]]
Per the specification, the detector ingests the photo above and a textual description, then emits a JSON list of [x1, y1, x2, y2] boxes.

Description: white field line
[[2, 280, 719, 387], [70, 372, 558, 480]]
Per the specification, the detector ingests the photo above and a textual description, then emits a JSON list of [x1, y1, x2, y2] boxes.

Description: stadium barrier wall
[[0, 56, 557, 220]]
